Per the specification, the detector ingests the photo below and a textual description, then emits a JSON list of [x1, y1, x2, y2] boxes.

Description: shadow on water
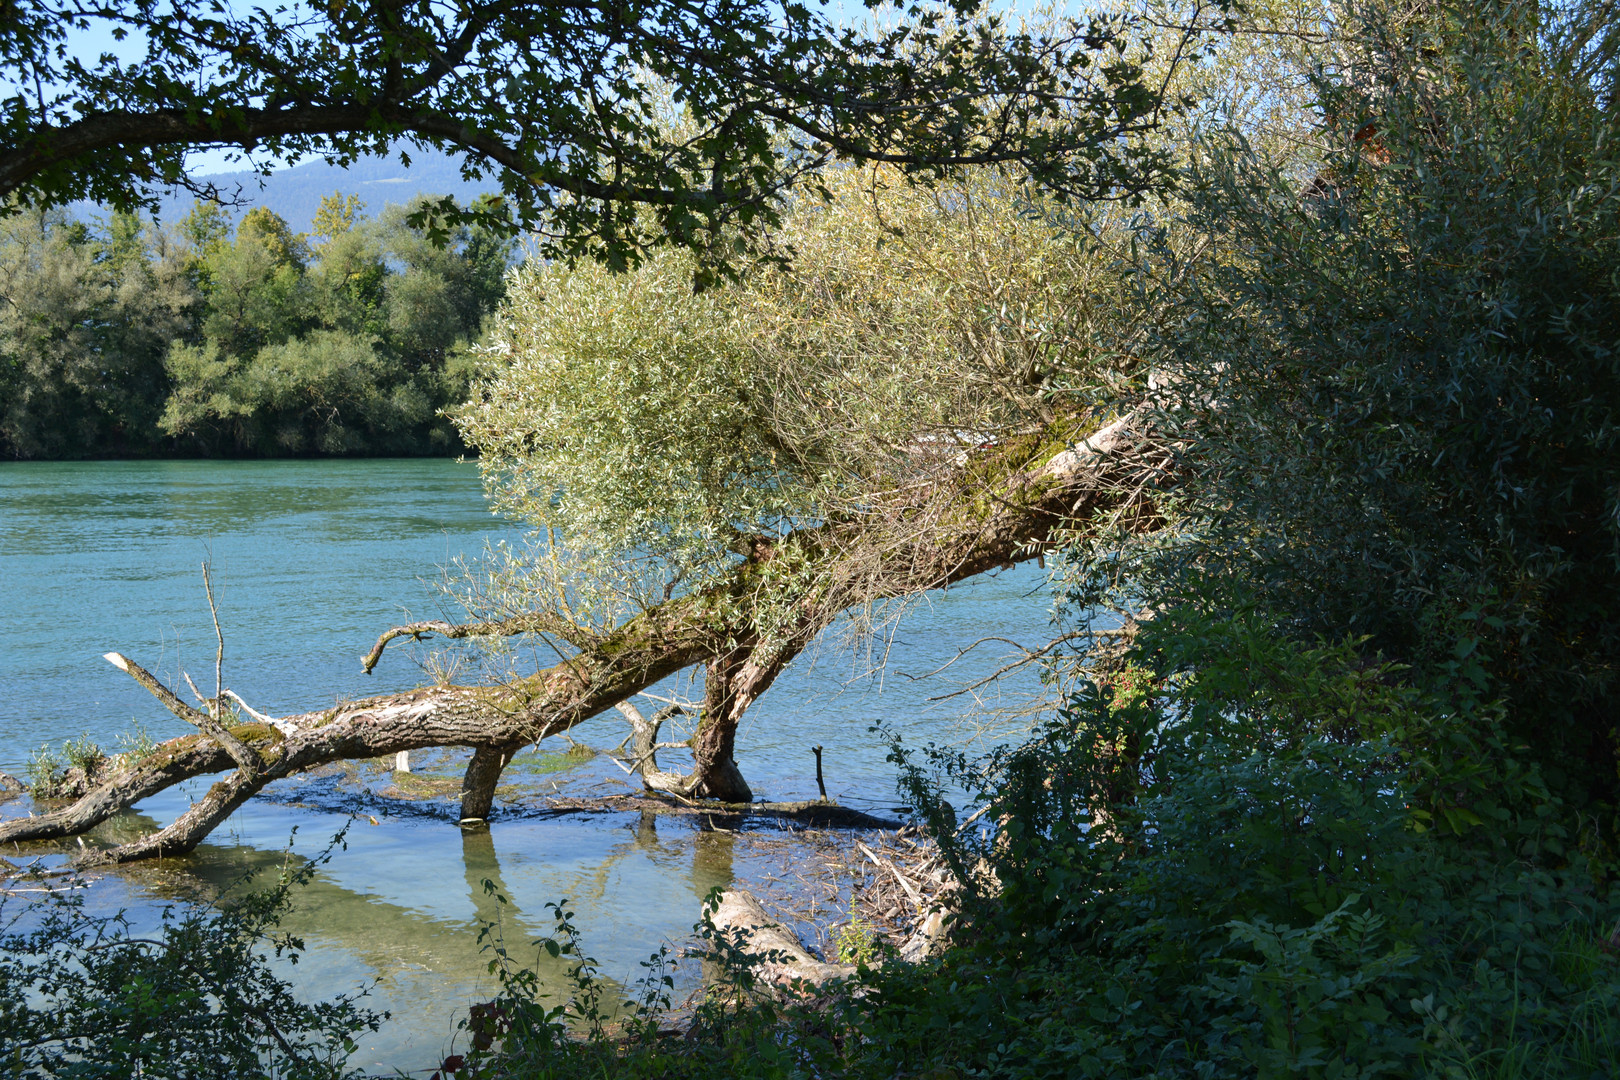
[[7, 795, 746, 1075]]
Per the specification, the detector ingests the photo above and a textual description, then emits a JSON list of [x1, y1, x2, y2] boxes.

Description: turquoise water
[[0, 458, 1056, 1073]]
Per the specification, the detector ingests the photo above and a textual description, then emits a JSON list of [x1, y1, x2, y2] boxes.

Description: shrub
[[875, 601, 1620, 1080], [0, 832, 383, 1079]]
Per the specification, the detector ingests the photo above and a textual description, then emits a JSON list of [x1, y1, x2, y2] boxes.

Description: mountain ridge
[[82, 147, 502, 234]]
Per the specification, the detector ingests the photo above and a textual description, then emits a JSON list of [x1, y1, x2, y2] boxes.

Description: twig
[[203, 560, 224, 709], [857, 841, 923, 906], [957, 802, 993, 833], [926, 631, 1090, 703]]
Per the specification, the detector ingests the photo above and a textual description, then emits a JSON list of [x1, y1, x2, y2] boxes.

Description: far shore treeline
[[0, 193, 515, 460]]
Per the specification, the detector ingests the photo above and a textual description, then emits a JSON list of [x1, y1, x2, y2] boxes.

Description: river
[[0, 458, 1057, 1073]]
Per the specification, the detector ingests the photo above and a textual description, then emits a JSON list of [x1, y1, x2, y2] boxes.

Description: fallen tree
[[0, 410, 1159, 866]]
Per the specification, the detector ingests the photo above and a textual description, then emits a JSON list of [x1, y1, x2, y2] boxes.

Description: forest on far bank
[[0, 193, 515, 460]]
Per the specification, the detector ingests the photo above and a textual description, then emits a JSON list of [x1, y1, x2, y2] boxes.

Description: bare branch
[[204, 560, 224, 705], [102, 653, 264, 777], [361, 615, 582, 674]]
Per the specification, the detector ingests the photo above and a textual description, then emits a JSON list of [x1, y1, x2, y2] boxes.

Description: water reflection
[[630, 810, 737, 896], [29, 799, 754, 1073]]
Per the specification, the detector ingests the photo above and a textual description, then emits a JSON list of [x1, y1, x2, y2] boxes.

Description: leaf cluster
[[458, 162, 1150, 624], [0, 0, 1234, 273]]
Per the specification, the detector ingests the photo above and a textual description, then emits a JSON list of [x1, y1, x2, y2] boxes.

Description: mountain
[[85, 147, 503, 234]]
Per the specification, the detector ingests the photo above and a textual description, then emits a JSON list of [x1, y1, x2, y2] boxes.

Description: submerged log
[[5, 410, 1160, 866]]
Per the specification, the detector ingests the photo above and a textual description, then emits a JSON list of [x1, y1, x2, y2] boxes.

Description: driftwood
[[849, 831, 960, 963], [709, 889, 857, 991], [2, 410, 1160, 866], [705, 830, 960, 998]]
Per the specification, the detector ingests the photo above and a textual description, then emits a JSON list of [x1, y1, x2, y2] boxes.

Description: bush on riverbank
[[0, 194, 514, 460], [0, 834, 382, 1079], [416, 605, 1616, 1080]]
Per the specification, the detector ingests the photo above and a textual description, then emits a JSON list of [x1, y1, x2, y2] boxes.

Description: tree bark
[[687, 643, 794, 803], [6, 410, 1159, 864], [458, 743, 524, 823]]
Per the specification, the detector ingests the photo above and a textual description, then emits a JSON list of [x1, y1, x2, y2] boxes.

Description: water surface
[[0, 458, 1055, 1073]]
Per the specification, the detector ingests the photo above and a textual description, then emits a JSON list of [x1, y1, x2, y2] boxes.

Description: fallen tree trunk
[[707, 889, 857, 993], [3, 411, 1160, 865]]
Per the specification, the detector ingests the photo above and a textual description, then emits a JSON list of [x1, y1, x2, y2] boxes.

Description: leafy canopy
[[456, 163, 1147, 621], [0, 0, 1232, 270]]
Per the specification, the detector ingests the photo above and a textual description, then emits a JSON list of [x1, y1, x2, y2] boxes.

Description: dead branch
[[102, 653, 263, 778]]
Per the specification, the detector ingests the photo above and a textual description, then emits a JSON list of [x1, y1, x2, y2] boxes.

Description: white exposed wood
[[222, 690, 297, 735], [710, 889, 855, 991]]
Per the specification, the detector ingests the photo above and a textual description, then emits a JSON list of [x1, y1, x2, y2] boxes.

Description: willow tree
[[3, 3, 1335, 863], [3, 163, 1172, 862], [448, 163, 1170, 802]]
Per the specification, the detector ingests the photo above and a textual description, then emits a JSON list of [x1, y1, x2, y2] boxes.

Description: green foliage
[[158, 197, 511, 457], [20, 734, 106, 798], [1101, 0, 1620, 822], [0, 206, 193, 457], [391, 609, 1620, 1080], [0, 1, 1224, 276], [116, 723, 160, 767], [463, 247, 798, 596], [24, 744, 63, 799], [62, 733, 107, 776], [0, 195, 514, 459], [459, 163, 1146, 620], [0, 832, 383, 1078], [832, 918, 889, 966], [873, 602, 1620, 1080], [310, 193, 364, 246]]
